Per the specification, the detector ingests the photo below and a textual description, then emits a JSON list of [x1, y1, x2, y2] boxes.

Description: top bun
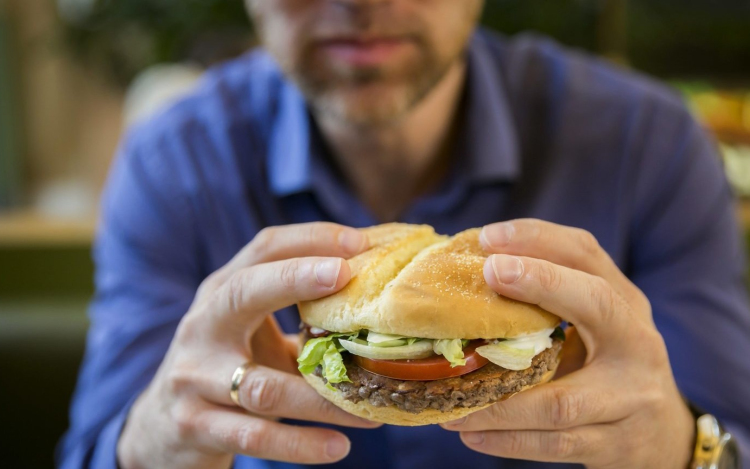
[[298, 223, 560, 339]]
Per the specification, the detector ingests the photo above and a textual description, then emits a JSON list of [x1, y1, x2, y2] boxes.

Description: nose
[[331, 0, 392, 6], [329, 0, 393, 26]]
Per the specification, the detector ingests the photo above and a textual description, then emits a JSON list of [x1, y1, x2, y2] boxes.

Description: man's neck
[[315, 60, 467, 222]]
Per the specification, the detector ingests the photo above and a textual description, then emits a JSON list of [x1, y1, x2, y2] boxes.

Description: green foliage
[[63, 0, 750, 87], [481, 0, 600, 52], [63, 0, 252, 85], [628, 2, 750, 78]]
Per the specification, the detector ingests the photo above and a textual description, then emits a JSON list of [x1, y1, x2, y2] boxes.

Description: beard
[[284, 36, 455, 128], [247, 0, 478, 128]]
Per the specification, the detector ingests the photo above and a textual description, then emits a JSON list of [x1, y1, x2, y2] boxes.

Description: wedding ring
[[229, 362, 252, 407]]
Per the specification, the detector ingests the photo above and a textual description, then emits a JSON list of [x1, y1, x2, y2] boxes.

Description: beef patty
[[313, 339, 563, 414]]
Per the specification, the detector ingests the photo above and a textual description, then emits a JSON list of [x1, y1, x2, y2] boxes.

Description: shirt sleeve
[[628, 98, 750, 467], [56, 130, 202, 469]]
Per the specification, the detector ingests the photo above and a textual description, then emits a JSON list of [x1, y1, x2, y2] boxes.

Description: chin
[[312, 84, 417, 127]]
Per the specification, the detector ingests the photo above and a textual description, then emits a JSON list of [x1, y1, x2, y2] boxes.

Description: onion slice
[[339, 339, 434, 360], [475, 342, 537, 371]]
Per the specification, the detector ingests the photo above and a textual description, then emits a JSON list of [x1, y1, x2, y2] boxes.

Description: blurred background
[[1, 0, 750, 466]]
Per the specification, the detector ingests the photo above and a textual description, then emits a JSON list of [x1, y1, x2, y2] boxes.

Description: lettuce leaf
[[433, 339, 466, 367], [297, 333, 357, 383], [297, 336, 333, 374], [322, 343, 350, 384]]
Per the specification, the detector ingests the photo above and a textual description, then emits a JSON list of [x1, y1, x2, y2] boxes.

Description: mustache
[[305, 5, 425, 42]]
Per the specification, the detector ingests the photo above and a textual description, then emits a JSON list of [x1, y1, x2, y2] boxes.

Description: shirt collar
[[267, 29, 520, 197]]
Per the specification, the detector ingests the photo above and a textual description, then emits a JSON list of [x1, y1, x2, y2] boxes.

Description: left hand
[[441, 219, 695, 468]]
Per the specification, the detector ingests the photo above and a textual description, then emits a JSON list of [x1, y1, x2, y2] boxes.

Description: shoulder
[[481, 30, 687, 117], [126, 49, 284, 155], [479, 30, 706, 176], [118, 49, 288, 199]]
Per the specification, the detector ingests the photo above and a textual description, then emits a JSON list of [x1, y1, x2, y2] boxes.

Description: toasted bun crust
[[303, 367, 557, 426], [299, 223, 560, 339]]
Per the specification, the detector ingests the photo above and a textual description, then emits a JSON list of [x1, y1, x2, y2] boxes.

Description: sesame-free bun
[[302, 367, 557, 426], [298, 223, 561, 339]]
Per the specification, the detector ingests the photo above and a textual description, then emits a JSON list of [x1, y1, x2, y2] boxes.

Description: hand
[[117, 223, 380, 469], [441, 219, 695, 468]]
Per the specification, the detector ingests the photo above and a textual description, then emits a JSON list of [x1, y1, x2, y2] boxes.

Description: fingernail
[[315, 259, 342, 288], [481, 222, 515, 248], [338, 230, 367, 256], [444, 417, 467, 428], [325, 436, 351, 460], [462, 432, 485, 446], [357, 417, 382, 427], [491, 255, 524, 284]]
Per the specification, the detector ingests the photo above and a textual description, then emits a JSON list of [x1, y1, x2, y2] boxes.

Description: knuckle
[[546, 431, 583, 459], [590, 276, 617, 321], [305, 223, 326, 246], [487, 402, 510, 424], [244, 373, 283, 414], [165, 366, 193, 397], [172, 401, 199, 441], [640, 328, 670, 368], [313, 393, 338, 420], [576, 229, 602, 257], [549, 387, 584, 429], [278, 260, 301, 289], [537, 262, 563, 294], [196, 271, 223, 298], [525, 219, 544, 242], [505, 431, 526, 455], [251, 227, 276, 257], [236, 421, 266, 456], [175, 313, 200, 345], [282, 432, 305, 461], [639, 387, 666, 415], [225, 272, 249, 316], [255, 227, 276, 248]]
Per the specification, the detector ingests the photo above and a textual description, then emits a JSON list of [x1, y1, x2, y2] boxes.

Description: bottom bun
[[303, 366, 558, 426]]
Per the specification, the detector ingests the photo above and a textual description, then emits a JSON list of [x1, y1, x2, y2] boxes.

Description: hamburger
[[297, 223, 564, 426]]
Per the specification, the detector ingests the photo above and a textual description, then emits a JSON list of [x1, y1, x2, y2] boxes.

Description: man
[[59, 1, 750, 468]]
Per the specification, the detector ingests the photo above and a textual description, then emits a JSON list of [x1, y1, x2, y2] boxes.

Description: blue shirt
[[58, 30, 750, 469]]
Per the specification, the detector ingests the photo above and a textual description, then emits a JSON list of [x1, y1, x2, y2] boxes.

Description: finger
[[484, 254, 639, 351], [204, 256, 351, 335], [251, 317, 298, 374], [192, 406, 353, 464], [207, 223, 369, 290], [459, 424, 613, 465], [441, 368, 631, 432], [194, 361, 380, 429], [554, 326, 586, 379], [480, 220, 642, 305]]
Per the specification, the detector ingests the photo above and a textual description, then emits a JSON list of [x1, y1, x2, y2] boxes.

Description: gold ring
[[229, 362, 252, 407]]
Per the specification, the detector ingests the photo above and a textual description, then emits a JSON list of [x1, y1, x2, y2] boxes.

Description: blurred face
[[247, 0, 483, 126]]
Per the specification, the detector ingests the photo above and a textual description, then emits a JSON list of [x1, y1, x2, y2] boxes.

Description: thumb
[[252, 317, 300, 374]]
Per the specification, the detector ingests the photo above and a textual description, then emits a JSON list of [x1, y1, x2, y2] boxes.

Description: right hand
[[117, 223, 379, 469]]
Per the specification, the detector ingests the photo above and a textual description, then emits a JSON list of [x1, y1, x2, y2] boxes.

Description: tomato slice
[[351, 341, 489, 381]]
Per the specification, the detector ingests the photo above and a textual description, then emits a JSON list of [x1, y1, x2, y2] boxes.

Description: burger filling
[[297, 326, 565, 412], [315, 341, 562, 413]]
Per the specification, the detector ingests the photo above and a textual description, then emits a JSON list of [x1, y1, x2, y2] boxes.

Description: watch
[[689, 412, 741, 469]]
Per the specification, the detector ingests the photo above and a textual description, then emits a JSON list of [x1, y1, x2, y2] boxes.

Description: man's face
[[247, 0, 483, 127]]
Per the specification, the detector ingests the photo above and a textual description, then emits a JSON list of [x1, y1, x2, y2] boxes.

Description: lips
[[315, 36, 415, 67]]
